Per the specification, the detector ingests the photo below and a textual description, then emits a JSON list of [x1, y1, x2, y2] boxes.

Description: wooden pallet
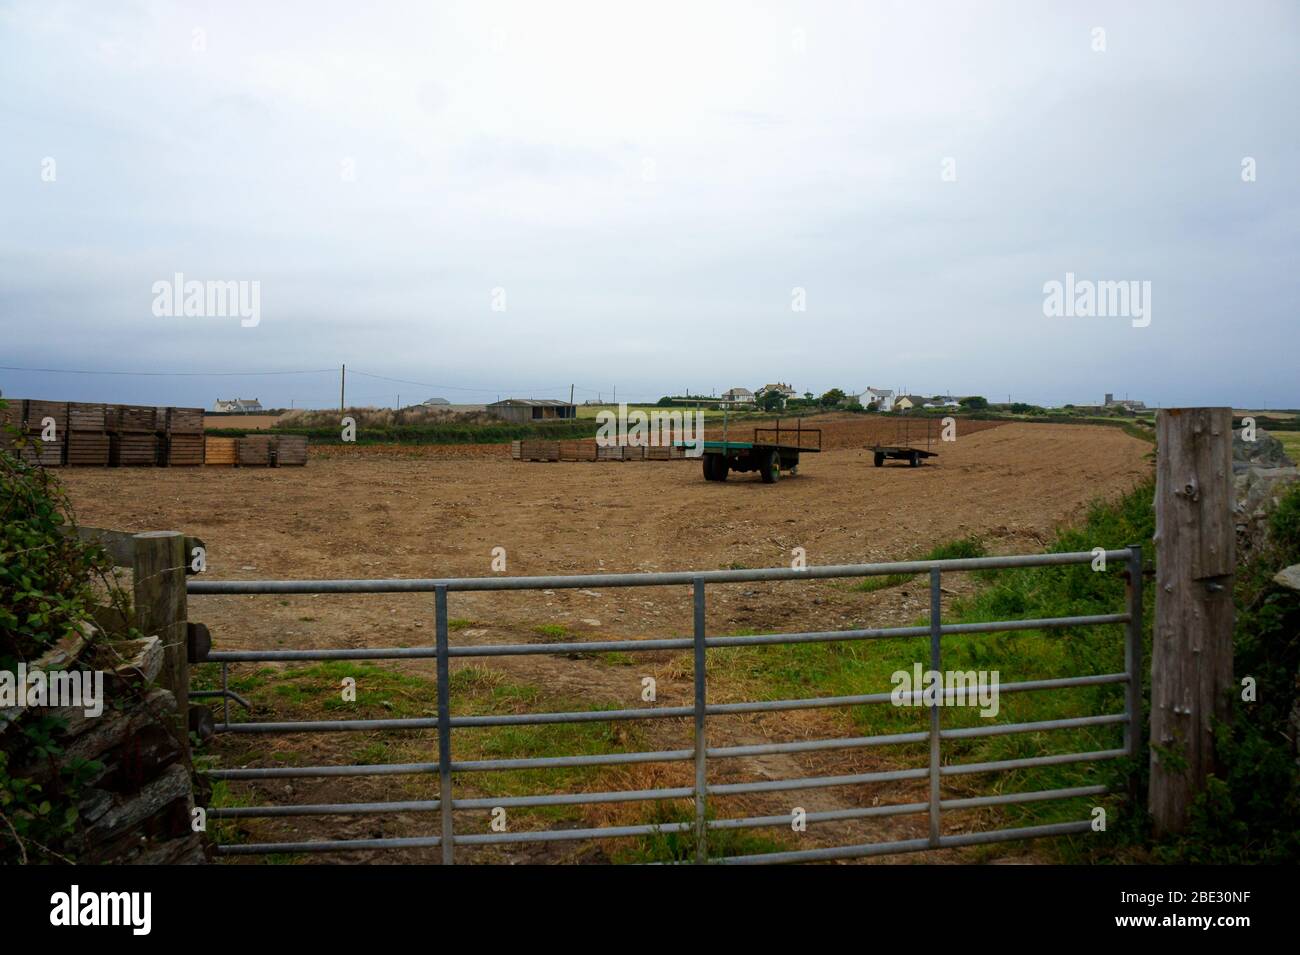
[[112, 404, 159, 433], [68, 402, 107, 431], [110, 433, 158, 466], [67, 431, 110, 466], [237, 435, 275, 466], [274, 435, 308, 466], [204, 437, 238, 466], [164, 433, 205, 466], [165, 407, 205, 434]]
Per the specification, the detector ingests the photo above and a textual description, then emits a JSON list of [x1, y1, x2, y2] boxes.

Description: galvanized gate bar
[[928, 567, 942, 848], [692, 577, 708, 863], [201, 613, 1131, 663], [194, 547, 1142, 862], [188, 550, 1135, 594], [434, 586, 454, 865]]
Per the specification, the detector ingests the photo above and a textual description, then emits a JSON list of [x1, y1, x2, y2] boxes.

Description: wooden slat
[[165, 407, 205, 434], [68, 402, 107, 430], [66, 431, 110, 466], [110, 433, 158, 466]]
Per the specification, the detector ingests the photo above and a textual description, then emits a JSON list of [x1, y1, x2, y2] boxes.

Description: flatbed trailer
[[870, 415, 938, 467], [697, 419, 822, 483]]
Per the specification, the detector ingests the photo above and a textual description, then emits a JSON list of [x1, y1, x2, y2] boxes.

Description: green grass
[[852, 536, 988, 592], [1274, 431, 1300, 461], [531, 624, 567, 641]]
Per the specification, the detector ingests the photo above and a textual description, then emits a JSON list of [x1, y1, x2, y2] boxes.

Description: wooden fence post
[[133, 531, 190, 756], [1149, 407, 1235, 835]]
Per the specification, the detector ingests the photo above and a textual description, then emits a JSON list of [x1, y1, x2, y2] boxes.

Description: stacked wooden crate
[[204, 437, 238, 466], [558, 441, 597, 462], [2, 400, 63, 466], [512, 439, 560, 461], [237, 434, 275, 466], [163, 407, 205, 466], [273, 435, 308, 466], [108, 405, 158, 466]]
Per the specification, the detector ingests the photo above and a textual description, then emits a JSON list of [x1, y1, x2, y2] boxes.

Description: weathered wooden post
[[133, 531, 190, 756], [1149, 408, 1235, 835]]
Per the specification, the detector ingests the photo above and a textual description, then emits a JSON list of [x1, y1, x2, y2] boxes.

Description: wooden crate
[[112, 404, 159, 433], [559, 441, 597, 462], [645, 446, 672, 461], [68, 402, 107, 430], [24, 400, 68, 435], [110, 433, 158, 467], [66, 431, 110, 466], [7, 434, 63, 466], [274, 434, 308, 466], [514, 440, 559, 462], [237, 435, 274, 466], [165, 433, 205, 466], [165, 407, 205, 434], [204, 437, 238, 466]]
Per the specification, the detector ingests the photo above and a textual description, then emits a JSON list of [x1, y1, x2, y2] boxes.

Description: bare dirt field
[[204, 413, 284, 430], [60, 419, 1151, 864]]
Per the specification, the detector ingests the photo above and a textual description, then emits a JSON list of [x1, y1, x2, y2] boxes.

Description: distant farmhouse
[[420, 397, 451, 406], [487, 398, 577, 422], [756, 382, 797, 407], [894, 395, 929, 413], [721, 387, 755, 404], [858, 387, 895, 411], [214, 398, 263, 413]]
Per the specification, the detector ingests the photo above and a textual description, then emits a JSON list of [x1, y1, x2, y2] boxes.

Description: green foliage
[[1, 412, 117, 863], [959, 395, 989, 410]]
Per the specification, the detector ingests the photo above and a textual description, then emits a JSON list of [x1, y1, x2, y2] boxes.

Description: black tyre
[[703, 454, 718, 480], [874, 452, 885, 467], [909, 452, 920, 468], [760, 449, 780, 483]]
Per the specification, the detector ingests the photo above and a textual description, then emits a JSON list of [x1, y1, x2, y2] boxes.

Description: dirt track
[[61, 420, 1151, 863]]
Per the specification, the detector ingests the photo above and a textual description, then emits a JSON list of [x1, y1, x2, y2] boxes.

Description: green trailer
[[694, 420, 822, 483]]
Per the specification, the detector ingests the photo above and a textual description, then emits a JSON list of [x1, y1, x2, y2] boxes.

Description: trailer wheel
[[874, 452, 885, 467], [909, 452, 920, 468], [760, 449, 780, 483]]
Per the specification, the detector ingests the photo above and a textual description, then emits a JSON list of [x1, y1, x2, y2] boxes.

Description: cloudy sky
[[1, 0, 1296, 409]]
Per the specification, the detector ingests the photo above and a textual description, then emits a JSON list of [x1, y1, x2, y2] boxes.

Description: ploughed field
[[61, 420, 1151, 864]]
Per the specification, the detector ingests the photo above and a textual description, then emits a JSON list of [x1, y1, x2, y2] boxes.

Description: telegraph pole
[[340, 364, 346, 413]]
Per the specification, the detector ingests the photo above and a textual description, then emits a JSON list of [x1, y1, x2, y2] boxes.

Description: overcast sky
[[1, 0, 1296, 409]]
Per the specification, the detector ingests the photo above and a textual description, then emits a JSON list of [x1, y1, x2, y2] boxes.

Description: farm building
[[487, 398, 578, 422], [722, 387, 755, 404], [858, 387, 895, 411], [214, 397, 264, 412]]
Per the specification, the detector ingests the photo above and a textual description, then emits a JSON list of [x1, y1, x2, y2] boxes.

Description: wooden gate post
[[1149, 408, 1235, 835], [133, 531, 190, 755]]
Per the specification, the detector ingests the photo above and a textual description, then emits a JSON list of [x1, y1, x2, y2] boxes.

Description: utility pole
[[340, 364, 346, 414], [569, 383, 574, 405]]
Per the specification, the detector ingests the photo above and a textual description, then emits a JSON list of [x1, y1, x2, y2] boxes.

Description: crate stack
[[558, 440, 597, 462], [511, 439, 560, 461], [273, 435, 308, 466], [5, 400, 65, 466], [204, 437, 238, 466], [237, 434, 275, 466], [66, 402, 110, 466], [163, 407, 205, 466], [108, 405, 158, 466]]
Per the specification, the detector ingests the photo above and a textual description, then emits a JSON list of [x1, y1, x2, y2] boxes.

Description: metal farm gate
[[188, 548, 1143, 864]]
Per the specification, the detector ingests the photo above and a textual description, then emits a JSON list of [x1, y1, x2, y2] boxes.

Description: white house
[[858, 387, 895, 411], [722, 387, 755, 404], [214, 398, 264, 413]]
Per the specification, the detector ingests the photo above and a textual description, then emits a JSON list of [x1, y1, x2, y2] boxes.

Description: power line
[[0, 364, 336, 377]]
